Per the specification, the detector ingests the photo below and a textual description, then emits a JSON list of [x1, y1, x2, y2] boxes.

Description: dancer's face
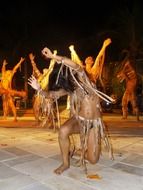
[[85, 56, 94, 66]]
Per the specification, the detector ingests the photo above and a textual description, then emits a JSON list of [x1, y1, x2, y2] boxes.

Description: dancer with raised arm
[[29, 51, 59, 128], [28, 39, 113, 175], [1, 58, 26, 121]]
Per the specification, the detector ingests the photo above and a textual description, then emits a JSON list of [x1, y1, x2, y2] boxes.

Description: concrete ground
[[0, 109, 142, 190]]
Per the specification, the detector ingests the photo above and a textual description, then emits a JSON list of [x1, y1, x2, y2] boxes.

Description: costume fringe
[[76, 117, 114, 173]]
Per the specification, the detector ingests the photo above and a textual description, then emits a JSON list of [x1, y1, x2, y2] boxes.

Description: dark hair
[[48, 65, 75, 92]]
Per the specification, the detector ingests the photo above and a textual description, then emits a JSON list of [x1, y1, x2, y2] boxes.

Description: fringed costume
[[57, 64, 114, 173], [29, 51, 60, 128], [39, 43, 113, 174]]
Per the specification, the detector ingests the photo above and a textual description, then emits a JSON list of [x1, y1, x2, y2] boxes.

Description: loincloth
[[76, 115, 105, 138], [75, 115, 113, 164]]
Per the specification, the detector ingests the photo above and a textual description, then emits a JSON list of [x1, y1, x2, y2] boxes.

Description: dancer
[[117, 53, 139, 120], [28, 39, 113, 175], [69, 39, 111, 91], [29, 51, 59, 128], [1, 58, 25, 121]]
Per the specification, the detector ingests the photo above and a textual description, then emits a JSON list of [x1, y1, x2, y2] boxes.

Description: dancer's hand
[[29, 53, 35, 61], [3, 59, 8, 66], [20, 57, 25, 62], [104, 38, 112, 47], [28, 75, 41, 91]]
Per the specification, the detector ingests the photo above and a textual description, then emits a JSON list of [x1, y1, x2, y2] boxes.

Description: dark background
[[0, 1, 143, 57], [0, 0, 143, 91]]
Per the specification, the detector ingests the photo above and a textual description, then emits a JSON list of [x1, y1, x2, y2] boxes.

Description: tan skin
[[0, 83, 26, 97], [29, 42, 111, 174], [69, 38, 111, 92], [29, 52, 57, 126], [117, 60, 139, 120], [1, 58, 25, 121], [1, 58, 25, 89], [29, 53, 42, 79], [84, 38, 111, 84], [28, 74, 101, 175], [39, 47, 104, 174]]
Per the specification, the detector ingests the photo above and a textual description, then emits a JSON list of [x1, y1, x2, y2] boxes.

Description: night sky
[[0, 0, 143, 76]]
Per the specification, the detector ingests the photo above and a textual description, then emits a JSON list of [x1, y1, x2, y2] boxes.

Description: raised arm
[[38, 50, 57, 90], [91, 38, 111, 72], [42, 47, 83, 72], [1, 59, 8, 73], [69, 45, 83, 67], [12, 57, 25, 75], [29, 53, 42, 79], [48, 50, 57, 71], [86, 38, 111, 86]]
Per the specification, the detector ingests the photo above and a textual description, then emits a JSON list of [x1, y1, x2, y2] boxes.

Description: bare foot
[[54, 164, 69, 175]]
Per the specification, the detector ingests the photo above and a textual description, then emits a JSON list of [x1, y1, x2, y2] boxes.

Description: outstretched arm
[[28, 75, 68, 99], [42, 47, 83, 72]]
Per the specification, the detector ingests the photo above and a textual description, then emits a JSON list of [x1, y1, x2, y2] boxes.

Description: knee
[[88, 157, 99, 164], [58, 126, 69, 140], [87, 150, 100, 164]]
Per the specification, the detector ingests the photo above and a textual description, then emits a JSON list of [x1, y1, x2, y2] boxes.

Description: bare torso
[[1, 71, 13, 89], [72, 87, 101, 120]]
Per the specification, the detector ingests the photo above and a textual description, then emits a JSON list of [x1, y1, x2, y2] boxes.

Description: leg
[[33, 95, 41, 124], [122, 93, 128, 119], [131, 94, 139, 121], [86, 127, 101, 164], [2, 95, 9, 119], [8, 96, 17, 122], [54, 116, 80, 174]]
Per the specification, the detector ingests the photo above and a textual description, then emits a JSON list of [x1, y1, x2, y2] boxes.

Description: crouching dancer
[[28, 44, 114, 175]]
